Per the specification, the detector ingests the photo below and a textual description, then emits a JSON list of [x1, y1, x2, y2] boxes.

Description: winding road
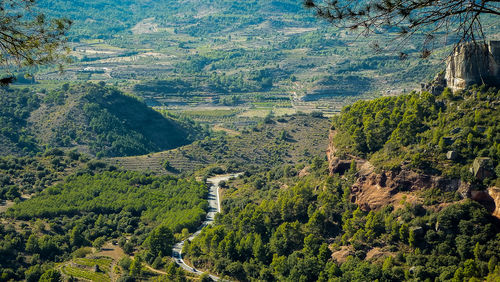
[[172, 173, 241, 281]]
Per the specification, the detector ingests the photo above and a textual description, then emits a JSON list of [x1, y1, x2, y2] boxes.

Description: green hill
[[37, 0, 314, 39], [0, 83, 205, 157], [331, 85, 500, 186], [0, 89, 42, 155], [181, 86, 500, 281]]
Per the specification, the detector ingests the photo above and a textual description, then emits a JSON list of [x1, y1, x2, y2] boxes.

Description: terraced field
[[106, 149, 205, 175], [61, 257, 113, 281], [106, 114, 331, 175]]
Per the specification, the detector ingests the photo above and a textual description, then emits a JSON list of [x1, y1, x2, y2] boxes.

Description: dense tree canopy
[[184, 161, 500, 281]]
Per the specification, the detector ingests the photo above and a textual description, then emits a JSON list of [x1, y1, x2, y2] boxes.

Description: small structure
[[446, 151, 457, 160], [93, 265, 101, 273]]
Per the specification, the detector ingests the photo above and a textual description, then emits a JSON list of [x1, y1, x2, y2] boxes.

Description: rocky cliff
[[327, 133, 499, 217], [349, 169, 470, 211], [445, 41, 500, 91], [331, 156, 500, 218], [471, 186, 500, 219]]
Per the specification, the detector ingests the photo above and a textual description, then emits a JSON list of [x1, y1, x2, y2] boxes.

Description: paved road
[[172, 173, 242, 281]]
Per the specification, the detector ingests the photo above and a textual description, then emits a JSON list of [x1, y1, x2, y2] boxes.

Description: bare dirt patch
[[96, 242, 125, 261], [0, 194, 32, 214], [331, 246, 354, 263], [365, 247, 395, 261], [0, 200, 15, 213]]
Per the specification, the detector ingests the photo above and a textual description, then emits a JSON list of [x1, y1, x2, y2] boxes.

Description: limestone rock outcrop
[[421, 71, 446, 95], [445, 41, 500, 91]]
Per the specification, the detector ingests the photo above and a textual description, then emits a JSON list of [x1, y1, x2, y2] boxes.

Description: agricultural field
[[107, 113, 331, 176], [12, 0, 478, 125], [61, 257, 113, 281]]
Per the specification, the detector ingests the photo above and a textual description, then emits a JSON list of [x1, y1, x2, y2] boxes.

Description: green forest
[[332, 86, 500, 186], [0, 0, 499, 281], [184, 164, 500, 281], [180, 87, 500, 281], [1, 87, 499, 281], [1, 168, 207, 281]]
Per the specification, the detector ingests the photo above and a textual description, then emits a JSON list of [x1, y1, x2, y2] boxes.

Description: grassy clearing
[[238, 107, 296, 118], [238, 109, 272, 118], [212, 125, 240, 136]]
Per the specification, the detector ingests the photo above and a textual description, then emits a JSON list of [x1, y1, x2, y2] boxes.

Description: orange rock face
[[349, 169, 470, 211], [327, 130, 497, 216]]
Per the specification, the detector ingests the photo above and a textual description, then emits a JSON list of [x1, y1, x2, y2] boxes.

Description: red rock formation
[[350, 169, 469, 211], [326, 130, 496, 216]]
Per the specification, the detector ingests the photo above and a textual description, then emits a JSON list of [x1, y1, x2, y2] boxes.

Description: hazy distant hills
[[0, 83, 205, 157], [38, 0, 314, 38]]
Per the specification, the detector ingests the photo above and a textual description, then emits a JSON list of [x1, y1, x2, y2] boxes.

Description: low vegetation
[[108, 113, 330, 176]]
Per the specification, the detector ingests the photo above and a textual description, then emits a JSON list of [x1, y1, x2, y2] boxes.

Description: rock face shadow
[[471, 187, 500, 219]]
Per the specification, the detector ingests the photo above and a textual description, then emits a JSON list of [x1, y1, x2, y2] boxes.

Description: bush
[[92, 237, 107, 251], [73, 247, 92, 258], [119, 256, 132, 271], [39, 269, 61, 282]]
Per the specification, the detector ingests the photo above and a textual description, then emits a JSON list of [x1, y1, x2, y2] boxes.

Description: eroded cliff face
[[327, 136, 498, 217], [471, 187, 500, 219], [340, 163, 499, 218], [350, 169, 469, 211], [490, 187, 500, 219], [327, 129, 370, 175], [445, 41, 500, 91]]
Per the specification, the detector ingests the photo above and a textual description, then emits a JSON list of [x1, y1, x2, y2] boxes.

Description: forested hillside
[[37, 0, 314, 39], [0, 90, 41, 155], [0, 83, 206, 157], [0, 149, 87, 202], [331, 85, 499, 187], [0, 169, 207, 281], [182, 87, 500, 281], [184, 165, 500, 281]]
